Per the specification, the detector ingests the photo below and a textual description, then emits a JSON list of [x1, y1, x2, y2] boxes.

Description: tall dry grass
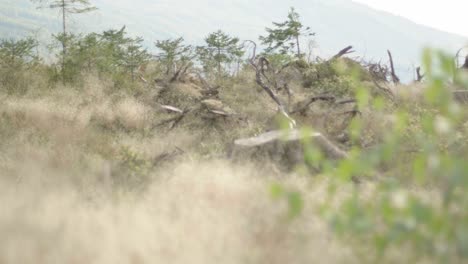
[[0, 161, 357, 264], [0, 76, 358, 264]]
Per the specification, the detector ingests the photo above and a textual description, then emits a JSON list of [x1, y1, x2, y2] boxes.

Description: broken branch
[[291, 95, 336, 115], [416, 66, 424, 82], [331, 45, 354, 60], [387, 50, 400, 84]]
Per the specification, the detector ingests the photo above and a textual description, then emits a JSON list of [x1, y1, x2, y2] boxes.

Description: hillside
[[1, 0, 467, 80], [2, 0, 468, 262]]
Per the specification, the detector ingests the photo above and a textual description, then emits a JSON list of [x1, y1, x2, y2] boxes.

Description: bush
[[312, 50, 468, 262], [0, 37, 40, 94]]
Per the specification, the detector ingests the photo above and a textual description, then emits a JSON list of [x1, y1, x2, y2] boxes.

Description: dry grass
[[0, 76, 359, 264], [0, 161, 356, 264]]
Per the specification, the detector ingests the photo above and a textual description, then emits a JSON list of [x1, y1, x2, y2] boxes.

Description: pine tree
[[200, 30, 244, 75], [0, 37, 40, 93], [32, 0, 97, 80], [0, 38, 39, 68], [155, 37, 193, 76], [98, 27, 151, 82], [259, 7, 314, 58]]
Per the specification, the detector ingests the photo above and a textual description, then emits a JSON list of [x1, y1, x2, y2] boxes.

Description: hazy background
[[1, 0, 467, 80]]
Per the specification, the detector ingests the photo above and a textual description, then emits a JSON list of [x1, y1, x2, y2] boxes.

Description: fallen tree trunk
[[331, 46, 354, 60], [231, 129, 348, 169]]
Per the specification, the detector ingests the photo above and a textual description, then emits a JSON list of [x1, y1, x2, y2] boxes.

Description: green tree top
[[0, 38, 39, 68], [200, 30, 244, 74], [32, 0, 97, 53], [259, 7, 314, 58], [155, 37, 193, 75]]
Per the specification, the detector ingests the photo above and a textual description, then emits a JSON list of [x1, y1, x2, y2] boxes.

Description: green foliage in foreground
[[274, 50, 468, 263], [2, 5, 467, 261]]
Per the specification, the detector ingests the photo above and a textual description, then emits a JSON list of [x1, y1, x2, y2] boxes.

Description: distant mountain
[[1, 0, 467, 81]]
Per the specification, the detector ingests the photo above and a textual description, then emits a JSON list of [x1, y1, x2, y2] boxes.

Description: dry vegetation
[[0, 71, 366, 264], [1, 50, 468, 261], [1, 48, 468, 262], [1, 10, 468, 260]]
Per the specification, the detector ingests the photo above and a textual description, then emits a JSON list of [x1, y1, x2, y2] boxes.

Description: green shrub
[[319, 50, 468, 262], [0, 37, 40, 94]]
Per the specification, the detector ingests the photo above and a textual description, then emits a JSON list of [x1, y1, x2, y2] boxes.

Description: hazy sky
[[353, 0, 467, 37]]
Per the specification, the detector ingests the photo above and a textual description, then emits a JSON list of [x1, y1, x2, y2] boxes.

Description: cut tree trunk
[[231, 129, 347, 170]]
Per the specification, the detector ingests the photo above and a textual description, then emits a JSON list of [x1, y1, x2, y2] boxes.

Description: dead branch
[[291, 95, 336, 115], [463, 56, 468, 69], [243, 40, 257, 63], [371, 78, 395, 102], [366, 61, 389, 82], [416, 66, 424, 82], [387, 50, 400, 84], [154, 108, 190, 130], [245, 41, 296, 128], [283, 83, 293, 111], [331, 45, 354, 60], [455, 47, 468, 68], [152, 147, 185, 167], [336, 109, 362, 117], [195, 72, 213, 89], [170, 57, 196, 82], [208, 109, 232, 116], [234, 129, 348, 160], [170, 65, 185, 82], [138, 75, 148, 83], [159, 104, 184, 114], [255, 57, 283, 105], [335, 98, 357, 105]]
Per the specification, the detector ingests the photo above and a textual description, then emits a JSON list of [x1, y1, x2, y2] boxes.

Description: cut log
[[232, 129, 348, 169]]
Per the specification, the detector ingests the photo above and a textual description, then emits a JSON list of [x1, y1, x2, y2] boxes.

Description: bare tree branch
[[416, 66, 424, 82], [291, 95, 336, 115], [331, 45, 354, 60], [387, 50, 400, 84]]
